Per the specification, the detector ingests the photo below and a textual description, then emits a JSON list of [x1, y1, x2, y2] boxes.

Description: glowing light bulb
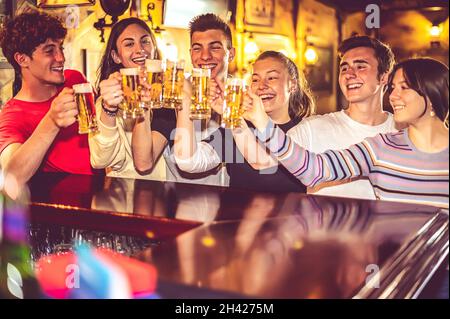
[[244, 39, 259, 56], [430, 25, 441, 37], [304, 47, 318, 65]]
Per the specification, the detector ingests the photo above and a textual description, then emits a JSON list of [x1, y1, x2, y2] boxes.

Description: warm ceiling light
[[430, 25, 442, 37], [304, 46, 318, 65], [244, 33, 259, 56]]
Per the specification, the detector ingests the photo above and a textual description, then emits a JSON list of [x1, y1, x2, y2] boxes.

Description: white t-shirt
[[165, 119, 229, 187], [287, 110, 397, 200]]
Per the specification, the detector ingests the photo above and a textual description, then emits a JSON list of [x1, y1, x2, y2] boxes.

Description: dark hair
[[0, 11, 67, 96], [255, 51, 315, 121], [338, 36, 395, 78], [388, 58, 449, 125], [96, 18, 160, 91], [189, 13, 232, 49]]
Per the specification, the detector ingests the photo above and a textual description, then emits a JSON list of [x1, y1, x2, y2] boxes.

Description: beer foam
[[226, 78, 244, 87], [165, 60, 175, 69], [73, 83, 93, 93], [177, 60, 185, 69], [145, 59, 164, 72], [120, 67, 140, 76], [192, 68, 211, 77]]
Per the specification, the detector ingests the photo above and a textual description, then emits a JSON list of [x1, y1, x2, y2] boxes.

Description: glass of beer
[[163, 59, 185, 110], [190, 68, 211, 120], [221, 78, 246, 129], [119, 68, 144, 119], [145, 59, 165, 109], [73, 83, 99, 134]]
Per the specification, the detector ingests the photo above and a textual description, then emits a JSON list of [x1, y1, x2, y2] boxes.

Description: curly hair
[[0, 11, 67, 95], [255, 51, 315, 122]]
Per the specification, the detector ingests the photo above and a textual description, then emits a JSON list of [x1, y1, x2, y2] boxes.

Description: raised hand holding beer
[[73, 83, 99, 134], [99, 72, 123, 110], [242, 90, 270, 132], [163, 60, 185, 110], [222, 78, 246, 129], [145, 59, 165, 109], [190, 68, 211, 120], [209, 78, 225, 115], [47, 87, 79, 129]]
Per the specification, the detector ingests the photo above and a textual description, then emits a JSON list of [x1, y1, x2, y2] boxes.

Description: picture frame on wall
[[244, 0, 275, 27], [36, 0, 96, 8], [305, 46, 334, 93]]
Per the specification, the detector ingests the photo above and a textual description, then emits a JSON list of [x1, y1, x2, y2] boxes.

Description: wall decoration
[[244, 0, 275, 27], [305, 46, 334, 93], [37, 0, 96, 8]]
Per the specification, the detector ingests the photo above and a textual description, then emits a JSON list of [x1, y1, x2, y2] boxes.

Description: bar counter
[[20, 173, 450, 298]]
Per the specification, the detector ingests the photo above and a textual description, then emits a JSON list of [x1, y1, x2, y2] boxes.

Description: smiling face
[[251, 57, 293, 120], [22, 38, 66, 86], [389, 68, 430, 125], [339, 47, 386, 104], [190, 29, 234, 79], [112, 24, 156, 68]]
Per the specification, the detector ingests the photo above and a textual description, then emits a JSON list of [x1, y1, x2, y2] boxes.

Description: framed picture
[[37, 0, 96, 8], [305, 46, 334, 93], [244, 0, 275, 27]]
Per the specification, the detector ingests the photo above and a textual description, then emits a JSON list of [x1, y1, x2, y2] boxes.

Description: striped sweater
[[256, 119, 449, 208]]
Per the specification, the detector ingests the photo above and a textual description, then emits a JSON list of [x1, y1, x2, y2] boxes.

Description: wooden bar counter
[[24, 173, 449, 299]]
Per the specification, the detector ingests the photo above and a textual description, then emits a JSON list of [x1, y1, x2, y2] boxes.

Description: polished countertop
[[136, 194, 448, 298], [24, 173, 450, 298]]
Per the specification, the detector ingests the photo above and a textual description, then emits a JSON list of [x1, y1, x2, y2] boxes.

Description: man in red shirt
[[0, 11, 100, 185]]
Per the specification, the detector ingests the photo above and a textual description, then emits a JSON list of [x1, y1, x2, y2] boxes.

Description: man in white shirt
[[169, 13, 236, 186], [288, 36, 397, 200]]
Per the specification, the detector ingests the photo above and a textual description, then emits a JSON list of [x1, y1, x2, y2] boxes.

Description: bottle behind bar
[[0, 170, 42, 299]]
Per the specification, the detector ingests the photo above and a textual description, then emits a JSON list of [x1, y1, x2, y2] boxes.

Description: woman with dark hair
[[89, 18, 175, 180], [174, 51, 314, 192], [244, 57, 449, 208]]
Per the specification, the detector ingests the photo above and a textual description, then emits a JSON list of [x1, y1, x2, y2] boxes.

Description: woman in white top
[[89, 18, 174, 180]]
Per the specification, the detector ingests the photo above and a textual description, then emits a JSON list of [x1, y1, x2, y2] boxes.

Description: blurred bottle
[[0, 169, 42, 299]]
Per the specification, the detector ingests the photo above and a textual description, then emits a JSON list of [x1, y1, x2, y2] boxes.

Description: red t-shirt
[[0, 70, 100, 175]]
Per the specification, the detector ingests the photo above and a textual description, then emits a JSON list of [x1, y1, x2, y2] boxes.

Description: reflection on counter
[[143, 195, 447, 299], [29, 223, 159, 264]]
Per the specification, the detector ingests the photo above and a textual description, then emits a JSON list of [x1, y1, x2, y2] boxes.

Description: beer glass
[[163, 60, 185, 110], [119, 67, 144, 119], [145, 59, 165, 109], [73, 83, 99, 134], [190, 68, 211, 120], [221, 78, 246, 129]]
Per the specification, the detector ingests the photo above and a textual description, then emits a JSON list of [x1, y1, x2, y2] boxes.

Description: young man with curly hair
[[0, 11, 100, 185]]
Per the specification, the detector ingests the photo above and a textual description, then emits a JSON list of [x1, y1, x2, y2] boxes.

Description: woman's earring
[[430, 109, 436, 117]]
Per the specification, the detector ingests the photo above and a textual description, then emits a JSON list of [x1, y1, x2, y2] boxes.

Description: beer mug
[[222, 78, 246, 129], [163, 60, 185, 110], [190, 68, 211, 120], [145, 59, 165, 109], [119, 67, 144, 119], [73, 83, 99, 134]]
